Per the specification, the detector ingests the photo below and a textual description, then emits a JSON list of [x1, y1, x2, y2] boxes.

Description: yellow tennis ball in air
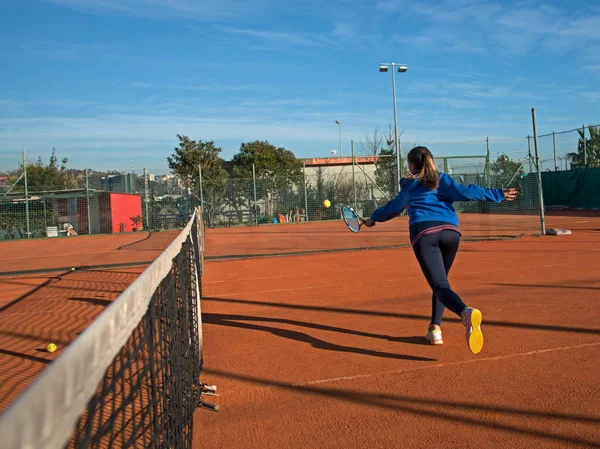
[[47, 343, 57, 353], [323, 199, 331, 208], [71, 267, 75, 271]]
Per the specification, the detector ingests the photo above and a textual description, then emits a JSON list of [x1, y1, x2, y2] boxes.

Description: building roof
[[300, 156, 391, 167]]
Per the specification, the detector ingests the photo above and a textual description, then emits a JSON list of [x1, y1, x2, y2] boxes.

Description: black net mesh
[[66, 221, 204, 449]]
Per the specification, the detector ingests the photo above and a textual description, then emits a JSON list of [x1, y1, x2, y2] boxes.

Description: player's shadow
[[202, 313, 436, 362], [387, 336, 432, 346], [203, 297, 600, 335], [204, 367, 600, 448]]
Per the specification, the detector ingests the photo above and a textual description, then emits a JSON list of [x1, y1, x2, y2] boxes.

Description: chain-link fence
[[2, 124, 597, 239]]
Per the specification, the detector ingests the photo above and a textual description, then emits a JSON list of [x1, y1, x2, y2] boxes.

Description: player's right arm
[[438, 173, 514, 202], [366, 190, 408, 225]]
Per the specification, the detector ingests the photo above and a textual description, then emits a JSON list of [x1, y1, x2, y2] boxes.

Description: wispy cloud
[[43, 0, 263, 21], [128, 82, 267, 92], [222, 26, 340, 49], [395, 27, 487, 55], [374, 0, 406, 13], [407, 80, 510, 99], [394, 0, 600, 57]]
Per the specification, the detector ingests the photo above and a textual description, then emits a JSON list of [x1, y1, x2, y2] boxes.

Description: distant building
[[300, 156, 386, 187], [101, 173, 136, 193]]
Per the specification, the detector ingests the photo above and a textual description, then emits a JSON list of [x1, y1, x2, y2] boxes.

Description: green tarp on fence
[[542, 168, 600, 210]]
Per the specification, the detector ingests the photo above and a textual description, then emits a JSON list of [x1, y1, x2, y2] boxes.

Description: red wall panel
[[109, 193, 143, 233]]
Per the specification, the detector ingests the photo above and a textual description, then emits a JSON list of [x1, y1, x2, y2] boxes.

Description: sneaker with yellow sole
[[462, 307, 483, 354]]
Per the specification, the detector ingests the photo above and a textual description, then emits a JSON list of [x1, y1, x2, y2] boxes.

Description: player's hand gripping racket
[[341, 205, 364, 233]]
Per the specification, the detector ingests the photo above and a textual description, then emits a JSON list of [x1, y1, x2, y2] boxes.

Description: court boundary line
[[292, 341, 600, 387], [0, 261, 154, 278]]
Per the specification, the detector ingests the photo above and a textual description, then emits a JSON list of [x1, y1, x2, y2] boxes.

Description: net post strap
[[0, 210, 202, 449]]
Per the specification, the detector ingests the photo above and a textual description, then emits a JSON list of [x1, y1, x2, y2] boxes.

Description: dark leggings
[[412, 230, 467, 326]]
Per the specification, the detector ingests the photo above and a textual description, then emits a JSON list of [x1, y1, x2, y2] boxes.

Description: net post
[[531, 108, 546, 235], [191, 206, 204, 357]]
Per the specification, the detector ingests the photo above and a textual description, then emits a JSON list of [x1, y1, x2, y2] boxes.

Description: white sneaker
[[425, 328, 443, 345], [462, 307, 483, 354]]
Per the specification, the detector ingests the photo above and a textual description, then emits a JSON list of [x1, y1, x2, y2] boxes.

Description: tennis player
[[363, 146, 518, 354]]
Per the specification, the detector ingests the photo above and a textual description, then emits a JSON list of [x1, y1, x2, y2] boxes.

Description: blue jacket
[[370, 173, 506, 227]]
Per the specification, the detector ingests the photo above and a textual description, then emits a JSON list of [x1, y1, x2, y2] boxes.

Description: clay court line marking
[[214, 286, 321, 297], [293, 341, 600, 386], [206, 262, 573, 289], [205, 263, 573, 294]]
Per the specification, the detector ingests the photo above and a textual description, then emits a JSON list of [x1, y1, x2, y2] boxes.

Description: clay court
[[1, 212, 599, 448]]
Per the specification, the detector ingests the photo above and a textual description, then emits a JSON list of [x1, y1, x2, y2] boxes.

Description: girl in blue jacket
[[363, 146, 518, 354]]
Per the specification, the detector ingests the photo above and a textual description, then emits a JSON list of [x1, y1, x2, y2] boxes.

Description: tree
[[374, 123, 403, 199], [167, 135, 228, 224], [9, 148, 75, 191], [360, 127, 385, 157], [490, 154, 525, 187], [231, 140, 302, 215], [567, 125, 600, 169]]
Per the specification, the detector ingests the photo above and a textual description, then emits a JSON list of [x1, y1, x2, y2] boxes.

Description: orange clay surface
[[1, 212, 599, 448], [194, 212, 600, 449]]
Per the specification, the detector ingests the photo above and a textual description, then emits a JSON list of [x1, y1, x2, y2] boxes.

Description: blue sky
[[0, 0, 599, 172]]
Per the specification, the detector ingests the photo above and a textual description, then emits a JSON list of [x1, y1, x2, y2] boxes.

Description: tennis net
[[0, 206, 215, 449]]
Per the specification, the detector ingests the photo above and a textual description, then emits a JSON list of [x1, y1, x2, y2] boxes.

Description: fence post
[[351, 140, 357, 212], [252, 163, 258, 226], [582, 124, 587, 168], [143, 168, 149, 231], [22, 149, 30, 239], [527, 135, 532, 172], [486, 137, 491, 187], [198, 164, 204, 211], [531, 108, 546, 235], [303, 162, 309, 222], [86, 169, 91, 234], [552, 131, 557, 171]]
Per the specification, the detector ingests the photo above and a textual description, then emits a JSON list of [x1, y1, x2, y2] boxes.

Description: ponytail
[[407, 146, 439, 190]]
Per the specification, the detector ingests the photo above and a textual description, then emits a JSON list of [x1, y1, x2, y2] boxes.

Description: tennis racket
[[341, 205, 363, 233]]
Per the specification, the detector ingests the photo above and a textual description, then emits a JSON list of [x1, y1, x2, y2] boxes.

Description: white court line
[[205, 275, 300, 285], [206, 262, 573, 295], [292, 341, 600, 387], [212, 285, 321, 297]]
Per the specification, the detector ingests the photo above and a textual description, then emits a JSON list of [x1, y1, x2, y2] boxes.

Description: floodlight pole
[[379, 62, 407, 194], [335, 120, 342, 157]]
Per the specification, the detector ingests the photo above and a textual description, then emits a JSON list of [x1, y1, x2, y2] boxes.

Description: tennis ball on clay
[[323, 199, 331, 208], [47, 343, 57, 353]]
